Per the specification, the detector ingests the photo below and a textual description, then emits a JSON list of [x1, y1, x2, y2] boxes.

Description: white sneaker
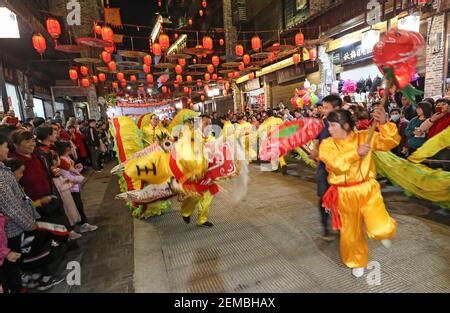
[[79, 223, 98, 233], [381, 239, 392, 249], [69, 230, 82, 240], [352, 267, 365, 278]]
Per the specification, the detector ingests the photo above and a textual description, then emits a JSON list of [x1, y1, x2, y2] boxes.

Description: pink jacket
[[52, 177, 81, 226], [0, 214, 10, 266]]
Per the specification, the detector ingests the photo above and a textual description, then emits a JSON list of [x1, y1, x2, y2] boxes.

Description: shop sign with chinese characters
[[339, 42, 372, 65]]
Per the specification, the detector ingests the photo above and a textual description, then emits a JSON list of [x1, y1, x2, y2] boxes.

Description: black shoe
[[182, 216, 191, 224], [320, 231, 336, 242], [198, 221, 214, 227], [36, 276, 65, 291]]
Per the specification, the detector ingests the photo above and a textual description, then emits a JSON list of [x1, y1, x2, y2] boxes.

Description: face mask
[[391, 115, 400, 122]]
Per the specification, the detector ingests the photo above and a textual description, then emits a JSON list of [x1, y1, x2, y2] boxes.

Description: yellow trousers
[[338, 179, 397, 268], [181, 190, 213, 225]]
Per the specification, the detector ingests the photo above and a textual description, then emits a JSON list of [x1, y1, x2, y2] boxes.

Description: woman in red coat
[[68, 126, 87, 163]]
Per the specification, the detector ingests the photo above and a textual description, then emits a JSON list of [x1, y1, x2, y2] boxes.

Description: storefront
[[242, 78, 264, 110]]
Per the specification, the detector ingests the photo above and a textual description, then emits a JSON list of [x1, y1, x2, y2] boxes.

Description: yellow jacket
[[142, 124, 169, 146], [319, 123, 400, 185]]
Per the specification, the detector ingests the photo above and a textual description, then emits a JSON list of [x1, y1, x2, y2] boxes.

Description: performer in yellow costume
[[142, 114, 170, 146], [258, 116, 286, 172], [319, 108, 400, 277], [235, 117, 257, 162]]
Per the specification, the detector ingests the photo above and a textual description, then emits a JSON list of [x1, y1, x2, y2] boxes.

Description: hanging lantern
[[99, 73, 106, 82], [143, 64, 151, 73], [32, 33, 47, 56], [183, 86, 189, 94], [193, 58, 197, 64], [235, 44, 244, 57], [160, 75, 167, 83], [152, 43, 162, 56], [234, 71, 240, 78], [116, 72, 124, 81], [248, 72, 255, 80], [157, 1, 162, 7], [146, 74, 154, 83], [175, 65, 183, 74], [81, 78, 90, 87], [188, 19, 193, 26], [139, 86, 144, 93], [178, 58, 186, 67], [101, 51, 112, 63], [80, 66, 89, 76], [207, 64, 214, 74], [174, 82, 180, 88], [186, 75, 193, 83], [212, 56, 220, 67], [202, 1, 207, 8], [212, 73, 218, 80], [101, 26, 114, 42], [108, 61, 117, 71], [295, 32, 304, 47], [197, 79, 203, 87], [292, 53, 301, 64], [159, 33, 170, 50], [144, 54, 152, 66], [238, 62, 245, 71], [227, 72, 234, 79], [162, 86, 168, 93], [199, 9, 204, 17], [95, 24, 102, 35], [243, 54, 251, 65], [219, 38, 224, 46], [309, 47, 317, 61], [203, 36, 213, 50], [121, 79, 127, 87], [130, 75, 137, 82], [104, 44, 115, 54], [176, 75, 183, 83], [251, 35, 261, 51], [174, 33, 179, 39], [46, 18, 61, 44], [69, 69, 78, 80], [92, 75, 99, 84], [204, 73, 211, 81], [112, 82, 118, 89]]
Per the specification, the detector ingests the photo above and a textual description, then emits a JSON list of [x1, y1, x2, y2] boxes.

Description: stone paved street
[[66, 161, 450, 293]]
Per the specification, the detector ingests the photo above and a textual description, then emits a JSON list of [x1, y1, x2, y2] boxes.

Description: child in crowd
[[55, 141, 98, 234], [0, 214, 22, 293]]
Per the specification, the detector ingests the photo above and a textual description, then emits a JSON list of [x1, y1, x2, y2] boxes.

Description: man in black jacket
[[84, 119, 101, 171]]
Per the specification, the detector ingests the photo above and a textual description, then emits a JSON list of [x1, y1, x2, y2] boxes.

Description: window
[[5, 83, 22, 119], [33, 98, 46, 118]]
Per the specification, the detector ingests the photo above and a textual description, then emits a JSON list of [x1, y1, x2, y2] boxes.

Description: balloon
[[302, 93, 310, 106], [297, 88, 307, 97], [304, 79, 311, 89], [310, 84, 317, 92], [296, 97, 303, 109], [310, 94, 319, 107]]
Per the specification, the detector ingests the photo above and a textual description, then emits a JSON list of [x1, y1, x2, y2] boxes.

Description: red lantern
[[101, 51, 111, 63], [95, 24, 102, 35], [188, 19, 193, 26], [101, 26, 114, 42], [46, 18, 61, 43], [176, 75, 183, 83], [199, 9, 204, 17], [69, 69, 78, 80], [202, 1, 207, 8], [108, 61, 117, 71], [116, 72, 124, 81], [139, 86, 144, 93], [143, 64, 151, 73], [268, 52, 276, 61], [309, 47, 317, 61], [32, 33, 47, 56], [162, 86, 168, 93], [197, 79, 203, 87], [92, 75, 98, 84], [178, 58, 186, 67], [219, 38, 224, 46], [99, 73, 106, 82], [292, 53, 301, 64], [159, 34, 170, 50], [174, 82, 180, 88], [175, 65, 183, 74], [204, 73, 211, 81], [104, 44, 115, 54], [212, 73, 218, 80], [235, 44, 244, 57], [248, 72, 255, 80], [243, 54, 251, 65], [238, 62, 245, 71], [146, 74, 154, 83], [227, 72, 234, 79], [201, 95, 205, 101], [174, 33, 179, 39], [193, 58, 197, 64], [130, 75, 137, 82], [160, 75, 167, 83], [121, 79, 127, 87], [81, 78, 90, 87], [80, 66, 89, 76], [207, 64, 214, 74], [184, 86, 190, 94], [152, 43, 162, 56], [234, 71, 240, 78], [212, 56, 220, 67], [112, 82, 118, 89], [203, 36, 213, 50], [251, 35, 261, 51], [186, 75, 192, 83], [295, 32, 304, 47], [144, 54, 152, 66]]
